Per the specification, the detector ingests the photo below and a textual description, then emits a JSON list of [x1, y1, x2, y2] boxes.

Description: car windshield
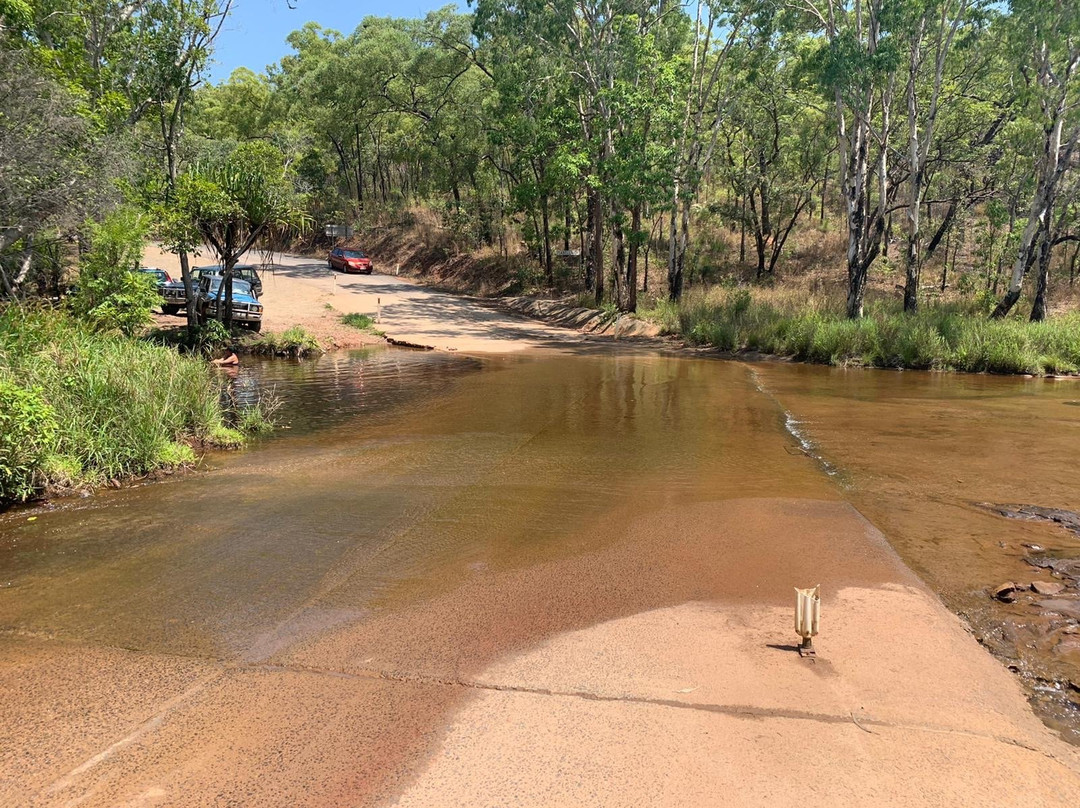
[[140, 270, 167, 282], [342, 250, 366, 259], [200, 267, 257, 281], [207, 278, 253, 296]]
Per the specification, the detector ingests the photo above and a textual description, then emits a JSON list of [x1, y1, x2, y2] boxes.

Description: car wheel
[[250, 320, 262, 332], [162, 305, 179, 316]]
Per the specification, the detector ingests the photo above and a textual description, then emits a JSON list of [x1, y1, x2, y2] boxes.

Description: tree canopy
[[2, 0, 1079, 321]]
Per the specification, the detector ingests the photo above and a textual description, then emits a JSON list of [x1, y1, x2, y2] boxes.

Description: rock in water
[[1031, 581, 1066, 596], [1037, 599, 1080, 620], [993, 582, 1020, 602]]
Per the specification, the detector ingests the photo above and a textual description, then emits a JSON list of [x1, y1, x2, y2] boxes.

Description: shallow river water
[[1, 347, 1078, 744]]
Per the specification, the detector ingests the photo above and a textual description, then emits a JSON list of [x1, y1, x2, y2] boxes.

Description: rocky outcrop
[[980, 504, 1080, 536], [976, 502, 1080, 740]]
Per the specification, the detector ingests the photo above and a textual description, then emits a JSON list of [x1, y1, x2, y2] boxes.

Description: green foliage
[[68, 207, 157, 337], [173, 141, 308, 329], [0, 306, 245, 502], [148, 318, 231, 355], [636, 296, 680, 334], [243, 326, 322, 358], [340, 312, 375, 329], [673, 288, 1080, 375], [0, 375, 57, 501]]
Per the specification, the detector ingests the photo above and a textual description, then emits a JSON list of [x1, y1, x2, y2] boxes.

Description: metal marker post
[[795, 585, 821, 657]]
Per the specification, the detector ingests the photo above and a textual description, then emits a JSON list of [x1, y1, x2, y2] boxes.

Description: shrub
[[0, 376, 57, 501], [636, 297, 680, 334], [244, 326, 322, 358], [0, 306, 240, 503], [68, 208, 158, 337], [149, 319, 231, 356], [340, 312, 375, 329]]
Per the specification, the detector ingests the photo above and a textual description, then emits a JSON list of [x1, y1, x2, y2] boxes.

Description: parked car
[[328, 248, 373, 274], [196, 275, 263, 331], [197, 264, 263, 297], [138, 267, 171, 287], [160, 266, 219, 315]]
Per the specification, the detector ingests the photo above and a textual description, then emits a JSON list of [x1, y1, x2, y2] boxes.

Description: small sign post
[[795, 585, 821, 658]]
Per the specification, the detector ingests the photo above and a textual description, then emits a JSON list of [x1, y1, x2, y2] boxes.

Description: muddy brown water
[[2, 347, 1080, 801], [752, 363, 1080, 737]]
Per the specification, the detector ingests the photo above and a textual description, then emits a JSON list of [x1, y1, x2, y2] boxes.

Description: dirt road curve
[[143, 247, 591, 352]]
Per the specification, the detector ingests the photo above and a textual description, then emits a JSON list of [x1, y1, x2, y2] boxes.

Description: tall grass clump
[[340, 312, 375, 329], [675, 287, 1080, 374], [245, 326, 322, 358], [0, 306, 247, 503]]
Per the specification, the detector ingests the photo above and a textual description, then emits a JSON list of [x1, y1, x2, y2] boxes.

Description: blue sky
[[207, 0, 462, 81]]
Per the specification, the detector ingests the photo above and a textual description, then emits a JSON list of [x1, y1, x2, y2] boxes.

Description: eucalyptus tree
[[189, 66, 273, 141], [481, 37, 584, 283], [475, 0, 697, 305], [802, 0, 903, 319], [899, 0, 986, 313], [606, 8, 686, 310], [0, 50, 115, 295], [665, 0, 749, 301], [992, 0, 1080, 321], [273, 22, 376, 213], [722, 26, 830, 280]]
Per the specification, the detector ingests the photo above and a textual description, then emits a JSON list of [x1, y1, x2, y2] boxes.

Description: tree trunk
[[1029, 231, 1052, 321], [667, 184, 681, 300], [589, 186, 603, 302], [625, 202, 640, 312], [845, 120, 872, 320], [12, 236, 34, 294], [222, 252, 237, 331], [354, 124, 365, 212], [820, 166, 828, 224], [940, 229, 951, 293], [992, 204, 1048, 319], [739, 194, 747, 264], [540, 192, 553, 285], [0, 264, 13, 298], [993, 77, 1075, 318], [750, 190, 767, 279], [612, 211, 625, 309], [180, 250, 197, 331]]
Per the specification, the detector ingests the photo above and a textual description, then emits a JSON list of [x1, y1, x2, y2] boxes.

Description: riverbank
[[639, 286, 1080, 375], [0, 307, 260, 506], [317, 221, 1080, 375]]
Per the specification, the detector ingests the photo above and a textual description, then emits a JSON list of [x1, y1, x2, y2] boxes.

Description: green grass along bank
[[0, 307, 272, 506], [635, 288, 1080, 376]]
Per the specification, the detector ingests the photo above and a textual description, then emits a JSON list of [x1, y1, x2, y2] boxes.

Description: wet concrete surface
[[752, 364, 1080, 739], [3, 350, 1080, 805]]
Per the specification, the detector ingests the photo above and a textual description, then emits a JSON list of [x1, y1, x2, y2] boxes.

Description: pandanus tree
[[173, 141, 308, 329]]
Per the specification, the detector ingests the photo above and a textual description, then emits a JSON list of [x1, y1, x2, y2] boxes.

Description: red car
[[328, 247, 374, 274]]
